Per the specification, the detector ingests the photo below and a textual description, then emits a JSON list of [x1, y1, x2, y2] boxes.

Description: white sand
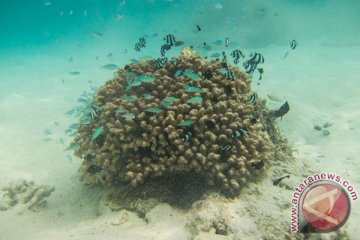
[[0, 37, 359, 239]]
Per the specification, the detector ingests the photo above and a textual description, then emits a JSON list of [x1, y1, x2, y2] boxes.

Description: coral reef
[[0, 180, 55, 211], [72, 50, 289, 196]]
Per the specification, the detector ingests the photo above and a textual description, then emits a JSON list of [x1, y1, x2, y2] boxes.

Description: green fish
[[115, 107, 125, 113], [139, 75, 155, 83], [122, 113, 135, 120], [91, 126, 104, 141], [174, 69, 182, 77], [163, 96, 177, 102], [177, 120, 193, 126], [143, 94, 153, 100], [122, 95, 137, 102], [69, 71, 80, 75], [184, 69, 200, 80], [101, 64, 118, 70], [210, 52, 221, 58], [145, 107, 162, 113], [131, 78, 142, 87], [218, 68, 228, 74], [212, 40, 223, 45], [161, 101, 171, 108], [184, 85, 203, 93], [186, 96, 203, 104], [130, 59, 139, 63], [65, 144, 80, 151]]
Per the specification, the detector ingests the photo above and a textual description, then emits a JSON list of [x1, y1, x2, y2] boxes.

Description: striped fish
[[225, 37, 230, 47], [139, 37, 146, 47], [290, 40, 298, 50], [221, 51, 227, 63], [160, 44, 171, 57], [182, 132, 193, 142], [155, 57, 168, 69], [220, 144, 233, 151], [232, 128, 248, 138], [134, 42, 142, 52], [243, 61, 257, 74], [247, 92, 258, 103], [164, 34, 176, 46], [231, 49, 245, 64], [258, 68, 264, 80], [248, 52, 264, 65], [225, 68, 234, 80]]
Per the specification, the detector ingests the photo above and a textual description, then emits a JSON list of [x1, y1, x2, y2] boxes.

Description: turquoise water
[[0, 0, 360, 239]]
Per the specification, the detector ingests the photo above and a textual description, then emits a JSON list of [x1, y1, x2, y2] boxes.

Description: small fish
[[161, 101, 172, 108], [145, 107, 162, 113], [65, 144, 80, 151], [91, 126, 104, 141], [115, 107, 125, 113], [186, 96, 203, 104], [174, 69, 182, 77], [139, 37, 146, 47], [204, 69, 213, 79], [250, 160, 264, 169], [69, 10, 73, 16], [160, 44, 172, 56], [273, 101, 290, 120], [221, 51, 227, 63], [184, 85, 203, 93], [139, 75, 155, 83], [174, 41, 184, 46], [59, 138, 66, 146], [231, 49, 245, 64], [107, 52, 113, 57], [155, 57, 168, 69], [225, 68, 234, 80], [202, 42, 212, 51], [196, 25, 201, 31], [44, 1, 51, 6], [143, 94, 153, 100], [212, 40, 223, 45], [59, 11, 64, 16], [258, 68, 264, 80], [220, 144, 233, 151], [84, 10, 87, 16], [135, 42, 142, 52], [232, 128, 247, 138], [248, 52, 264, 65], [101, 64, 118, 70], [182, 132, 193, 142], [87, 165, 102, 174], [66, 155, 73, 162], [93, 31, 103, 38], [122, 113, 135, 120], [243, 61, 257, 74], [225, 37, 230, 47], [122, 95, 137, 102], [272, 175, 290, 186], [164, 34, 176, 46], [68, 57, 73, 62], [290, 40, 298, 50], [247, 93, 258, 103], [210, 52, 221, 58], [69, 71, 80, 75], [184, 69, 200, 80], [177, 120, 193, 126], [163, 96, 177, 102]]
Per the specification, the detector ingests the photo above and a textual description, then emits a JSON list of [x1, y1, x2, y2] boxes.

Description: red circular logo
[[301, 182, 351, 232]]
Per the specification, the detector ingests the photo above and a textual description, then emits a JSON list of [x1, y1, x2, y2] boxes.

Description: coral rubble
[[72, 51, 289, 196]]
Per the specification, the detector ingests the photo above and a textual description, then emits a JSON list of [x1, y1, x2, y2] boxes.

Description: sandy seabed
[[0, 43, 359, 240]]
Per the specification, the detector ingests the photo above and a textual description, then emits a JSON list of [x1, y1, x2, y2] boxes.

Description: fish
[[101, 64, 118, 70], [65, 144, 80, 151], [225, 68, 234, 80], [272, 175, 290, 186], [93, 31, 103, 38], [44, 1, 51, 6], [243, 61, 257, 74], [232, 128, 247, 138], [135, 42, 142, 52], [163, 96, 177, 102], [220, 144, 233, 151], [107, 52, 113, 57], [196, 25, 201, 31], [59, 138, 66, 146], [164, 34, 176, 46], [212, 40, 223, 45], [66, 155, 73, 162], [155, 57, 168, 69], [115, 107, 125, 113], [69, 10, 73, 16], [225, 37, 230, 47], [290, 40, 298, 50], [184, 85, 203, 93], [69, 71, 80, 75], [143, 94, 153, 100], [122, 95, 137, 102], [122, 113, 135, 120], [177, 120, 193, 126], [145, 107, 162, 113], [87, 165, 102, 174], [202, 42, 212, 51], [204, 69, 213, 79], [160, 44, 172, 56], [248, 52, 264, 65], [59, 11, 64, 16], [184, 69, 200, 80], [182, 132, 193, 142], [174, 41, 184, 46], [161, 101, 172, 108], [250, 160, 264, 169], [273, 101, 290, 120], [84, 10, 87, 16], [139, 75, 155, 83], [231, 49, 245, 64], [139, 37, 146, 47], [221, 51, 227, 63], [186, 96, 203, 104], [247, 93, 258, 103], [91, 126, 104, 141], [174, 69, 182, 77], [258, 68, 264, 80], [210, 52, 221, 58]]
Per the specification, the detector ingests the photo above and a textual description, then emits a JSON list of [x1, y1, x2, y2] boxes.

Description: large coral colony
[[67, 37, 289, 196]]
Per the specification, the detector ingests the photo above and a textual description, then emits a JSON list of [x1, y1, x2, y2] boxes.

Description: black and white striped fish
[[290, 40, 298, 50], [139, 37, 146, 47], [134, 42, 142, 52], [258, 68, 264, 80], [243, 61, 257, 74], [160, 44, 171, 56], [225, 68, 234, 80], [247, 92, 258, 103], [231, 49, 245, 64], [221, 51, 227, 63], [155, 57, 168, 69], [248, 52, 264, 65], [220, 144, 233, 151], [225, 37, 230, 47], [232, 128, 248, 138], [182, 132, 193, 142], [164, 34, 176, 46]]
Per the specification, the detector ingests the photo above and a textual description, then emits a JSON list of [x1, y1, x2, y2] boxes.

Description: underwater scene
[[0, 0, 359, 239]]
